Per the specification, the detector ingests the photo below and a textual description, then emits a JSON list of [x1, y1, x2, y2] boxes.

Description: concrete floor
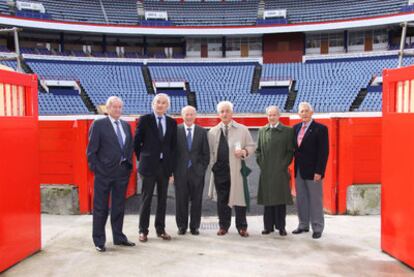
[[3, 215, 413, 277]]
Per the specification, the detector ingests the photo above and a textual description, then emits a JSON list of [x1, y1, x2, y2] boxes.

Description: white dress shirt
[[269, 122, 280, 129]]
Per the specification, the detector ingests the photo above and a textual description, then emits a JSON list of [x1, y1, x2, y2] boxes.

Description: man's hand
[[234, 149, 247, 159], [314, 174, 322, 182]]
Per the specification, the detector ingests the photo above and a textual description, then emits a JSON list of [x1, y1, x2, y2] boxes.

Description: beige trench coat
[[207, 120, 256, 207]]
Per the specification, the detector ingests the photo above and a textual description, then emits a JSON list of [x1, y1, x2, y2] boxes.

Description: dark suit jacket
[[134, 113, 177, 177], [174, 124, 210, 179], [294, 120, 329, 180], [87, 117, 133, 177]]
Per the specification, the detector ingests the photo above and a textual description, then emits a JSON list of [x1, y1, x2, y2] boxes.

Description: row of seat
[[0, 0, 407, 25], [2, 56, 405, 115]]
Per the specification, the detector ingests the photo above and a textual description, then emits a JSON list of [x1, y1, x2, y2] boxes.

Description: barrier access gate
[[0, 69, 40, 272], [382, 65, 414, 268]]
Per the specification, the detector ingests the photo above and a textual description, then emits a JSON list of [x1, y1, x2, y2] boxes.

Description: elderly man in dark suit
[[134, 93, 177, 242], [174, 105, 209, 236], [87, 96, 135, 252], [292, 102, 329, 239]]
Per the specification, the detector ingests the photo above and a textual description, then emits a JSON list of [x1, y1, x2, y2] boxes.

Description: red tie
[[297, 124, 307, 146]]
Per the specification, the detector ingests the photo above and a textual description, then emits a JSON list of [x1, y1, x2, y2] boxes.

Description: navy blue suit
[[87, 117, 133, 247]]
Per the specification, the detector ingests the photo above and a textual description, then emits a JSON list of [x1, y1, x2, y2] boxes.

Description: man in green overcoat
[[256, 106, 295, 236]]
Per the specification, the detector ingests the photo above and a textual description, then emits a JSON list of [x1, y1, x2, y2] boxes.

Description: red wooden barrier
[[381, 65, 414, 268], [336, 117, 382, 214], [39, 119, 138, 213], [38, 115, 382, 215], [0, 70, 40, 272]]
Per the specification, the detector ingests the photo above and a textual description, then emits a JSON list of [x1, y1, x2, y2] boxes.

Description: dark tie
[[157, 116, 164, 140], [114, 121, 124, 149], [224, 125, 229, 140], [186, 128, 192, 168]]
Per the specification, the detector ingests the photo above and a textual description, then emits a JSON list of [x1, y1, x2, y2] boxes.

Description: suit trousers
[[92, 164, 130, 247], [175, 167, 205, 231], [263, 204, 286, 231], [139, 164, 169, 235], [295, 170, 324, 233], [214, 178, 247, 231]]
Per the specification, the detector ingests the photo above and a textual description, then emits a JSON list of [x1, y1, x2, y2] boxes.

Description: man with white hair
[[87, 96, 135, 252], [134, 93, 177, 242], [174, 105, 209, 235], [208, 101, 256, 237], [256, 106, 295, 236], [292, 102, 329, 239]]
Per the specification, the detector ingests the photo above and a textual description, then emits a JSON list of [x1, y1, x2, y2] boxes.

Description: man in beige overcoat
[[207, 101, 256, 237]]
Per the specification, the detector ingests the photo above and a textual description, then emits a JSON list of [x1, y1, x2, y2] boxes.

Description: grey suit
[[174, 124, 209, 231], [87, 117, 133, 247]]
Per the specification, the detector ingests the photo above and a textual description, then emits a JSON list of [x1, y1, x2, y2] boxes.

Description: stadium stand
[[262, 56, 413, 112], [356, 90, 382, 112], [32, 0, 106, 23], [143, 0, 259, 26], [102, 0, 138, 24], [0, 0, 408, 26], [0, 0, 10, 15], [2, 53, 411, 114], [264, 0, 406, 23], [0, 59, 92, 115], [149, 63, 287, 113], [25, 59, 152, 114]]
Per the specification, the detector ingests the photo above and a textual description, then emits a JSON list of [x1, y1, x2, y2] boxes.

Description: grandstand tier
[[1, 55, 409, 115], [0, 0, 408, 26]]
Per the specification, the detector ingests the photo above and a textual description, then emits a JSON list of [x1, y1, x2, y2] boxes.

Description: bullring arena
[[0, 0, 413, 276]]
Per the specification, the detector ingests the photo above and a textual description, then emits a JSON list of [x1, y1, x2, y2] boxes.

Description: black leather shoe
[[261, 230, 274, 235], [177, 229, 186, 235], [114, 240, 136, 247], [139, 233, 148, 243], [292, 228, 309, 234], [95, 245, 106, 252], [190, 229, 199, 235], [312, 232, 322, 239], [279, 229, 287, 236], [157, 232, 172, 240], [217, 228, 228, 236]]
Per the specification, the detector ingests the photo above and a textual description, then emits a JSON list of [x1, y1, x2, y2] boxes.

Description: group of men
[[86, 93, 329, 252]]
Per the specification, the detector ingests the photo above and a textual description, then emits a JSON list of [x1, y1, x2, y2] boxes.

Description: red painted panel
[[336, 117, 382, 214], [381, 66, 414, 268], [381, 114, 414, 268], [39, 121, 75, 184], [0, 70, 40, 272], [39, 119, 138, 213]]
